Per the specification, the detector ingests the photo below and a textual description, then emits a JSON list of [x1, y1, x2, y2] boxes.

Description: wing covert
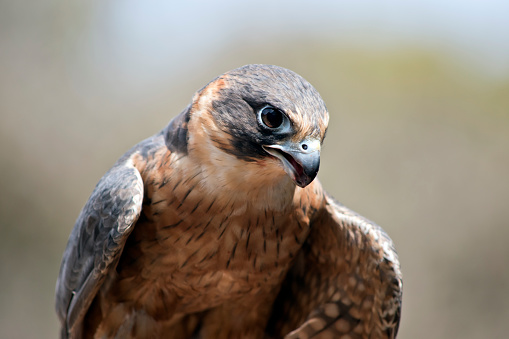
[[269, 192, 402, 338], [55, 158, 144, 338]]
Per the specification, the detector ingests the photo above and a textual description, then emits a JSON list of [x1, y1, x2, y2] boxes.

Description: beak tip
[[293, 167, 319, 188]]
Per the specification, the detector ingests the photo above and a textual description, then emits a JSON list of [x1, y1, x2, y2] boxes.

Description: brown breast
[[104, 148, 324, 322]]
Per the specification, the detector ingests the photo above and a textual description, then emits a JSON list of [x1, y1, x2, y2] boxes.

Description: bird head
[[168, 64, 329, 189]]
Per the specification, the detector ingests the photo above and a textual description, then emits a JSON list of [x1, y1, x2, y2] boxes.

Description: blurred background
[[1, 1, 508, 338]]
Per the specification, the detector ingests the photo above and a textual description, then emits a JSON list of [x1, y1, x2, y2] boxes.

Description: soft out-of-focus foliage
[[1, 2, 508, 339]]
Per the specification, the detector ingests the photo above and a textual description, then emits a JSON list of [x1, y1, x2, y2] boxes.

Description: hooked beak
[[263, 139, 320, 188]]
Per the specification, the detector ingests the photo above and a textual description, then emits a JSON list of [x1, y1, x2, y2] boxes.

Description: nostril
[[302, 144, 308, 150]]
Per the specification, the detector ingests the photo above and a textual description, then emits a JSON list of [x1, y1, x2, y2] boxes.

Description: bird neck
[[174, 153, 297, 214], [175, 110, 298, 213]]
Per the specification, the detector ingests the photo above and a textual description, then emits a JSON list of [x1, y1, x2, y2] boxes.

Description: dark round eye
[[260, 106, 283, 129]]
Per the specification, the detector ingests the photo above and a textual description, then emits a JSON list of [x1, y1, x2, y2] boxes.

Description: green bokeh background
[[1, 2, 508, 338]]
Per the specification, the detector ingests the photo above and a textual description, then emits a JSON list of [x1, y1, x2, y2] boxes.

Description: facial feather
[[194, 64, 328, 160], [174, 65, 328, 197]]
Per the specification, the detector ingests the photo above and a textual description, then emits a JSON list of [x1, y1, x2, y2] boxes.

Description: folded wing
[[55, 159, 144, 338], [269, 193, 402, 338]]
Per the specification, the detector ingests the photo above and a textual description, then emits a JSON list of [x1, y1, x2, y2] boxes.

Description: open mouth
[[262, 145, 317, 187], [263, 146, 301, 180], [278, 150, 304, 179]]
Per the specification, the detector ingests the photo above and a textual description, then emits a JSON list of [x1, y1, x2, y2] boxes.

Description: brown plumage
[[56, 64, 402, 339]]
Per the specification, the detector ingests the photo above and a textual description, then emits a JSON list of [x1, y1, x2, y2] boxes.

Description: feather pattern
[[55, 64, 402, 339]]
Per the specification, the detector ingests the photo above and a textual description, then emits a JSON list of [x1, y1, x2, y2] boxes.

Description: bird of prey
[[56, 64, 402, 339]]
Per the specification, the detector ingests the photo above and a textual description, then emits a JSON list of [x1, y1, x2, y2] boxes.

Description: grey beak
[[263, 139, 321, 188]]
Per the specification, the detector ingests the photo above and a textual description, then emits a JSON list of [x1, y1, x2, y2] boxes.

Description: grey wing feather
[[55, 158, 144, 338]]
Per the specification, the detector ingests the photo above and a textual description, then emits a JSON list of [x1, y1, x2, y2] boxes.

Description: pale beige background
[[1, 1, 508, 338]]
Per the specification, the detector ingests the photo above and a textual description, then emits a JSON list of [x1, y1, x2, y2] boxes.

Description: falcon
[[56, 64, 402, 339]]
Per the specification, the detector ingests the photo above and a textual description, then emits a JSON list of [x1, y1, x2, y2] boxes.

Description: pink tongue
[[282, 152, 304, 177]]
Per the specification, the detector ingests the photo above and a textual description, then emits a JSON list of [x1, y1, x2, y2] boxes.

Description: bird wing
[[270, 192, 402, 338], [55, 156, 144, 338]]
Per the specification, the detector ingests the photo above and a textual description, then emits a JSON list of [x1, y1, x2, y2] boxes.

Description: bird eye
[[260, 106, 284, 129]]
